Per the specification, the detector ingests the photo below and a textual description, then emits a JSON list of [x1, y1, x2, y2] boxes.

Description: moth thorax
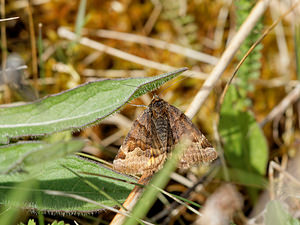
[[151, 99, 165, 111]]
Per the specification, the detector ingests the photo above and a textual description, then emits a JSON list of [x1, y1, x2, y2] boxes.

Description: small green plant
[[219, 0, 268, 202], [20, 219, 69, 225]]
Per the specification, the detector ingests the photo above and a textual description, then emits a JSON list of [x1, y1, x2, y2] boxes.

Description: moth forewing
[[113, 95, 218, 175]]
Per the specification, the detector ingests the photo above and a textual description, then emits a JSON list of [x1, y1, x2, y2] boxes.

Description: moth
[[113, 95, 217, 175]]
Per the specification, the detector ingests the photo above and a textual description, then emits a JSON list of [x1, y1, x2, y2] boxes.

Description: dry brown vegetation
[[1, 0, 300, 225]]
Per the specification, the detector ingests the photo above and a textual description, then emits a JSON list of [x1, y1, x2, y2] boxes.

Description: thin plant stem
[[185, 0, 270, 119], [0, 0, 9, 102], [27, 0, 38, 89]]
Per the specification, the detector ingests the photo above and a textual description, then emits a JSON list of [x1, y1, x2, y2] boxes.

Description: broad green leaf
[[51, 222, 68, 225], [219, 86, 268, 176], [21, 219, 37, 225], [28, 219, 36, 225], [0, 141, 82, 224], [0, 68, 187, 144], [265, 200, 300, 225], [0, 155, 135, 212], [226, 168, 268, 189], [0, 141, 84, 174], [0, 142, 135, 212]]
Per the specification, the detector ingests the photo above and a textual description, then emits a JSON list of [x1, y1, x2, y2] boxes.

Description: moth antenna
[[159, 75, 189, 96], [127, 103, 147, 108]]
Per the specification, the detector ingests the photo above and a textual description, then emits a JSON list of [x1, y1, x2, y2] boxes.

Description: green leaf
[[28, 219, 36, 225], [219, 87, 268, 176], [18, 219, 36, 225], [51, 221, 68, 225], [0, 143, 135, 212], [265, 200, 300, 225], [0, 68, 187, 144], [225, 168, 268, 189], [0, 141, 84, 174]]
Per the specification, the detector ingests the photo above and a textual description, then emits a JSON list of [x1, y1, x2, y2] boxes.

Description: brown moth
[[113, 95, 217, 175]]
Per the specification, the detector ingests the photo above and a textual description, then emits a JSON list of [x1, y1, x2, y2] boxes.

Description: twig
[[0, 16, 19, 22], [185, 0, 270, 119], [109, 173, 153, 225], [260, 83, 300, 127], [83, 28, 218, 65]]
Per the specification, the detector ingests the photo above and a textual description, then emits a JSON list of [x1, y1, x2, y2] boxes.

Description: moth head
[[150, 95, 167, 116]]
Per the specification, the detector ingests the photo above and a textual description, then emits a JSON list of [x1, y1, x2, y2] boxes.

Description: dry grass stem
[[268, 160, 300, 201], [82, 69, 147, 78], [101, 114, 132, 130], [81, 51, 102, 66], [11, 0, 49, 9], [83, 28, 218, 65], [170, 172, 194, 188], [59, 27, 209, 79], [185, 0, 270, 119], [270, 0, 290, 74], [143, 0, 162, 35], [254, 78, 299, 88], [100, 130, 124, 147], [260, 83, 300, 127], [155, 186, 202, 217], [0, 17, 19, 22], [203, 1, 231, 49]]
